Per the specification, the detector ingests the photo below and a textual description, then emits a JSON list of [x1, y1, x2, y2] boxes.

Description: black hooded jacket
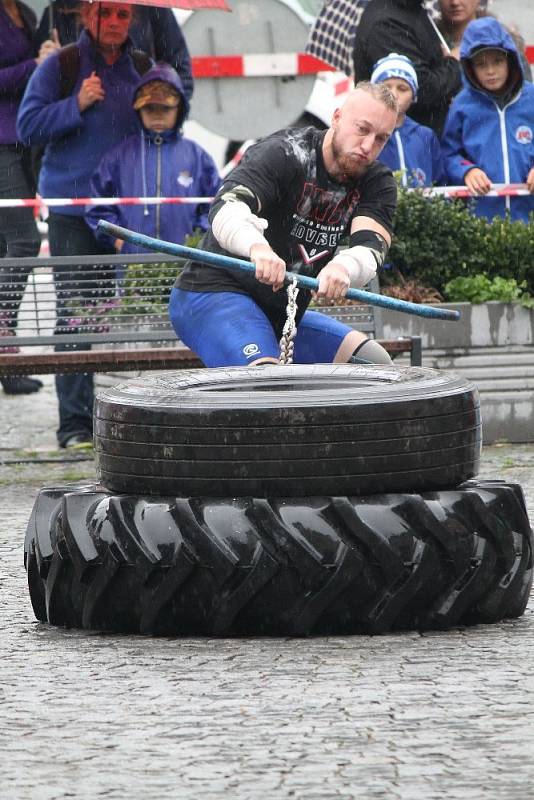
[[353, 0, 462, 134]]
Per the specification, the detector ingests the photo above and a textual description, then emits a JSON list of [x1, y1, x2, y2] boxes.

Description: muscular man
[[170, 82, 398, 368]]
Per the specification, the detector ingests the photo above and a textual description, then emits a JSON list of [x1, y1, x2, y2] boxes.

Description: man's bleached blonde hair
[[353, 80, 399, 114]]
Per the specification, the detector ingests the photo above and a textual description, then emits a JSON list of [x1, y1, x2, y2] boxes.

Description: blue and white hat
[[370, 53, 419, 100]]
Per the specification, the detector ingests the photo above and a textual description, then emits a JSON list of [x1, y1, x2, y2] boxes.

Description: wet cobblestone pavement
[[1, 377, 534, 799]]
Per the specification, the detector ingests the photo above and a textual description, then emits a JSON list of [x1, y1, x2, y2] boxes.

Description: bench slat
[[0, 339, 419, 375]]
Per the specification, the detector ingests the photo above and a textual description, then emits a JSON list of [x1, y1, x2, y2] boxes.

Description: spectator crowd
[[0, 0, 219, 446], [0, 0, 533, 442]]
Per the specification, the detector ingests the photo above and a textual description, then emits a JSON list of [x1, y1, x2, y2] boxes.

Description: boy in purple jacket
[[86, 64, 220, 254]]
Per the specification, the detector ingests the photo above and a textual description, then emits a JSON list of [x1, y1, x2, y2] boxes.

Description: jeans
[[47, 213, 114, 447], [0, 145, 41, 334]]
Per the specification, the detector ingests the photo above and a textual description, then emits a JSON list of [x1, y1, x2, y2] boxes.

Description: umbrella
[[79, 0, 230, 8], [46, 0, 230, 43], [305, 0, 490, 76], [305, 0, 364, 76]]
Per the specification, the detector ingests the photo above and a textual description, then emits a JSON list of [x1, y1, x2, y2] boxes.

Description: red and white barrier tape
[[416, 184, 531, 198], [191, 51, 534, 79], [220, 140, 255, 178], [0, 196, 214, 209], [0, 184, 530, 210], [192, 53, 334, 79]]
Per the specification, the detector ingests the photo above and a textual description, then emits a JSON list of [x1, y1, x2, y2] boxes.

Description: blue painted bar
[[98, 220, 460, 321]]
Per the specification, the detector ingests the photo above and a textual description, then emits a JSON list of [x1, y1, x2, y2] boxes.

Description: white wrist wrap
[[211, 200, 269, 258], [332, 245, 378, 288]]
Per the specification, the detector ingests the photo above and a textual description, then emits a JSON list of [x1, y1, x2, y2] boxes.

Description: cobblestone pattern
[[1, 378, 534, 799]]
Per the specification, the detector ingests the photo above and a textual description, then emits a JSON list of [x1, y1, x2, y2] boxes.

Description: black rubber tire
[[94, 364, 482, 497], [25, 479, 533, 636], [24, 483, 97, 627]]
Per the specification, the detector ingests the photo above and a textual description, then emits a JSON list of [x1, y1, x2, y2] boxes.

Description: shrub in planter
[[121, 229, 203, 316], [389, 189, 534, 294], [121, 261, 179, 316], [444, 274, 534, 307], [477, 215, 534, 292]]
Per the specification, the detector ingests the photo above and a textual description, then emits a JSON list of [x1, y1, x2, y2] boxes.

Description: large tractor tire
[[94, 364, 482, 497], [24, 480, 533, 636]]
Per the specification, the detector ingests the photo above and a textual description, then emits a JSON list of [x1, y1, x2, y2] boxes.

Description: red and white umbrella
[[45, 0, 231, 40], [79, 0, 231, 9]]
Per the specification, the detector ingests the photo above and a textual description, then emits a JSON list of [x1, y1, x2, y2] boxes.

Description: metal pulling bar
[[98, 221, 460, 321]]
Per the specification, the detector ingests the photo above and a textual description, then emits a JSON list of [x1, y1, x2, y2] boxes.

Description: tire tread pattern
[[25, 480, 533, 636]]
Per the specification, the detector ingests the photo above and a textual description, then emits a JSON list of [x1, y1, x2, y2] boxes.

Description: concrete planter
[[381, 302, 534, 444], [381, 301, 534, 348]]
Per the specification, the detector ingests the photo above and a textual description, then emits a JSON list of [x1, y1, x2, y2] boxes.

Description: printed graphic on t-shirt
[[290, 182, 361, 266]]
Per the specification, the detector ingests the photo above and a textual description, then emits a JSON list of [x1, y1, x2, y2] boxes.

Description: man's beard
[[330, 129, 370, 182]]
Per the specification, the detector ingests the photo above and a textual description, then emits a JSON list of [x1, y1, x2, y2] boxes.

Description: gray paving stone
[[1, 377, 534, 799]]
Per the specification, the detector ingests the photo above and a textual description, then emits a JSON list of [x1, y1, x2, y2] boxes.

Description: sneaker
[[1, 376, 44, 395], [62, 434, 93, 449]]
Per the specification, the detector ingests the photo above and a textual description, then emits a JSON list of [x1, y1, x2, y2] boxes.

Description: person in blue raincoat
[[370, 53, 444, 187], [86, 63, 220, 253], [441, 17, 534, 222]]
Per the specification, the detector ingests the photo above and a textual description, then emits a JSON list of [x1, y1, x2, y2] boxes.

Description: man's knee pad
[[349, 338, 393, 365]]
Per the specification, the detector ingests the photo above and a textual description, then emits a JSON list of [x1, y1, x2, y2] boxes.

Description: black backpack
[[28, 44, 152, 192], [56, 43, 152, 97]]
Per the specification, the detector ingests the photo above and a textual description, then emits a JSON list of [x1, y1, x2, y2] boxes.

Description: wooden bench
[[0, 253, 422, 376]]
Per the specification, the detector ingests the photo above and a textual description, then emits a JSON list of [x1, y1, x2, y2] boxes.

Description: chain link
[[278, 276, 299, 365]]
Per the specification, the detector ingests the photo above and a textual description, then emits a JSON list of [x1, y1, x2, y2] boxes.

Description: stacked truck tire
[[25, 365, 533, 635]]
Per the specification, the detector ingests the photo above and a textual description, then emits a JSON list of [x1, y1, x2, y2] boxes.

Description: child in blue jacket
[[87, 64, 220, 253], [370, 53, 444, 188], [441, 17, 534, 222]]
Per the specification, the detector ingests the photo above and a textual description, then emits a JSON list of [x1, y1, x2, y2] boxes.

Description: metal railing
[[1, 253, 182, 348], [0, 254, 421, 371]]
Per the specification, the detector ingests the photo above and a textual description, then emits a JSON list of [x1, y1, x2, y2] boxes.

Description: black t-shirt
[[177, 126, 397, 336]]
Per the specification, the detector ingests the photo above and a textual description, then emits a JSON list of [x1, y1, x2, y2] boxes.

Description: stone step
[[479, 394, 533, 444], [426, 352, 534, 368], [478, 376, 534, 392], [425, 362, 534, 382], [433, 372, 534, 387], [420, 347, 534, 443]]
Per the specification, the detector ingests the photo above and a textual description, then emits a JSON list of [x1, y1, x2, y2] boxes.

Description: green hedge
[[388, 189, 534, 295], [110, 199, 534, 312]]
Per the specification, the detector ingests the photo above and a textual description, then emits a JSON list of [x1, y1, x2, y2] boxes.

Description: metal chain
[[278, 276, 299, 365]]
